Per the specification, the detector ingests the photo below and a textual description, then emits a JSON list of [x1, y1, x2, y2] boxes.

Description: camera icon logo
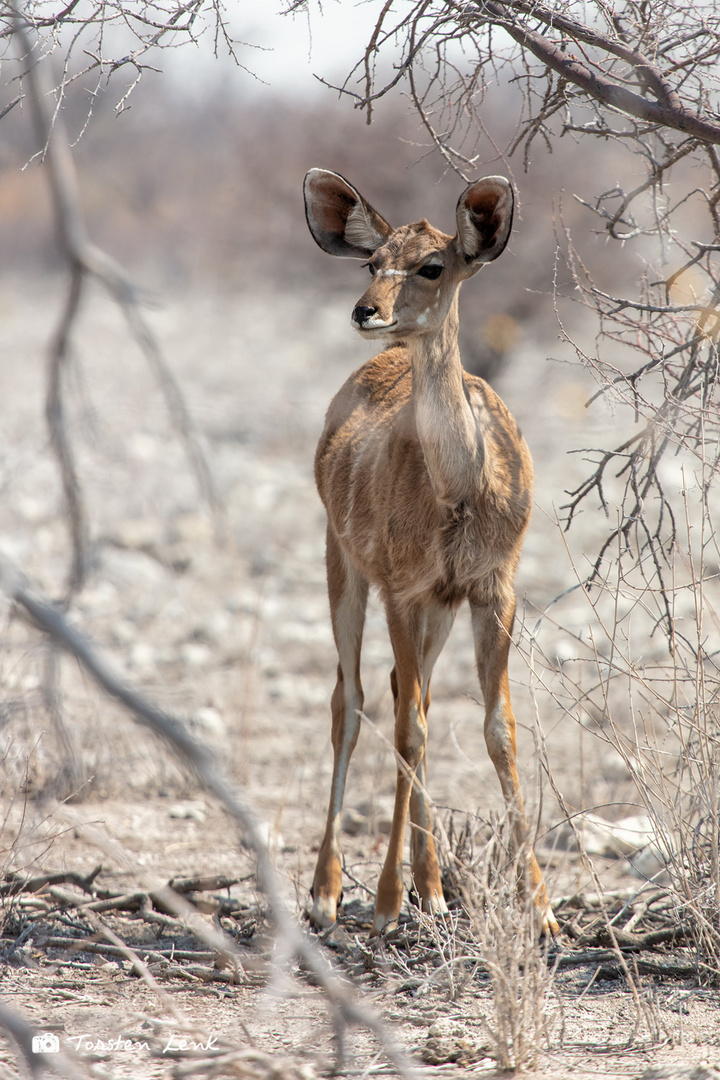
[[31, 1033, 60, 1054]]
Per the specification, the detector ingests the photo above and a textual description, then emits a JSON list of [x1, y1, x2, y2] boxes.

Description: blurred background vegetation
[[0, 46, 634, 381]]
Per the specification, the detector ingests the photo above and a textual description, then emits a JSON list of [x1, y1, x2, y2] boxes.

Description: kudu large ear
[[304, 168, 392, 259], [455, 176, 514, 273]]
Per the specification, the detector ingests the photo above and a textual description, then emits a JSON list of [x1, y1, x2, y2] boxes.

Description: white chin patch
[[354, 319, 397, 333]]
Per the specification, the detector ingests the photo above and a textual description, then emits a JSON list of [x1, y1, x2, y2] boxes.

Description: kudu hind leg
[[310, 533, 368, 928], [471, 600, 558, 935]]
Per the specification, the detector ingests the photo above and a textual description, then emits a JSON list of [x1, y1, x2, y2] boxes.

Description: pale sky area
[[166, 1, 399, 99]]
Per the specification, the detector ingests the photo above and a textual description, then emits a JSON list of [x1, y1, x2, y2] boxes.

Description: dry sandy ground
[[0, 279, 718, 1078]]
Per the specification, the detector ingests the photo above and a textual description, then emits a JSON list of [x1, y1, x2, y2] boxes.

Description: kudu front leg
[[374, 607, 445, 934], [408, 603, 455, 917], [310, 533, 368, 928], [472, 600, 558, 936], [387, 666, 448, 924]]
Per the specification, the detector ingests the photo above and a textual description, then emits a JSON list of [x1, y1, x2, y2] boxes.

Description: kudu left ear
[[455, 176, 514, 272]]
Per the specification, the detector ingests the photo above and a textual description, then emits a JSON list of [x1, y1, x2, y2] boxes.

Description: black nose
[[353, 304, 377, 325]]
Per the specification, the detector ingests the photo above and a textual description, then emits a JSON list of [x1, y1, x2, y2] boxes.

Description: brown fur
[[316, 347, 531, 607]]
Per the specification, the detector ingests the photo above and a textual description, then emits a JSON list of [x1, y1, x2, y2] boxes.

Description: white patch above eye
[[375, 268, 409, 277]]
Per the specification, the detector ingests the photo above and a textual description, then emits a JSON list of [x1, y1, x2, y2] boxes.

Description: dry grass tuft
[[438, 813, 562, 1071]]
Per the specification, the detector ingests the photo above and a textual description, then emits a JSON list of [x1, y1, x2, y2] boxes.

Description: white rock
[[180, 642, 212, 667], [342, 799, 394, 836], [193, 706, 226, 737], [169, 801, 207, 822], [130, 641, 157, 672], [562, 812, 667, 872], [128, 432, 158, 461]]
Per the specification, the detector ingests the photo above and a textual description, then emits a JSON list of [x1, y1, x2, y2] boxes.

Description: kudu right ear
[[455, 176, 514, 272], [304, 169, 392, 259]]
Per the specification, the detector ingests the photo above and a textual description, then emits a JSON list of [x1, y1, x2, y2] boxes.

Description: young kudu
[[303, 168, 557, 936]]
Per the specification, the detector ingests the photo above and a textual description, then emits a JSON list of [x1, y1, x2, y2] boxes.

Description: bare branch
[[12, 3, 226, 597], [481, 1, 720, 144]]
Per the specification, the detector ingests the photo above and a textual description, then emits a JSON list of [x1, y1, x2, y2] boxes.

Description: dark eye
[[417, 264, 443, 280], [366, 263, 376, 276]]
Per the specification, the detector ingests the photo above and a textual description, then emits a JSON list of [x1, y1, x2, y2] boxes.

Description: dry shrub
[[440, 813, 561, 1071], [523, 478, 720, 979]]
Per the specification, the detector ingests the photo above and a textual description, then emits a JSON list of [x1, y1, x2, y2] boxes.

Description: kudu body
[[303, 168, 557, 935]]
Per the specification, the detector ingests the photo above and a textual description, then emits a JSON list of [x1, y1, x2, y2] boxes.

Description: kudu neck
[[406, 292, 461, 375], [406, 291, 483, 507]]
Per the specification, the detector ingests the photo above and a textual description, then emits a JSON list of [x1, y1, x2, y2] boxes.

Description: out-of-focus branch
[[14, 2, 91, 599], [1, 562, 416, 1080], [46, 267, 89, 599], [0, 999, 84, 1078], [12, 3, 226, 600]]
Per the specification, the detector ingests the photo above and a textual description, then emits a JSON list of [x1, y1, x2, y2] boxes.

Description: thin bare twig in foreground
[[0, 999, 84, 1078], [0, 563, 416, 1080]]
